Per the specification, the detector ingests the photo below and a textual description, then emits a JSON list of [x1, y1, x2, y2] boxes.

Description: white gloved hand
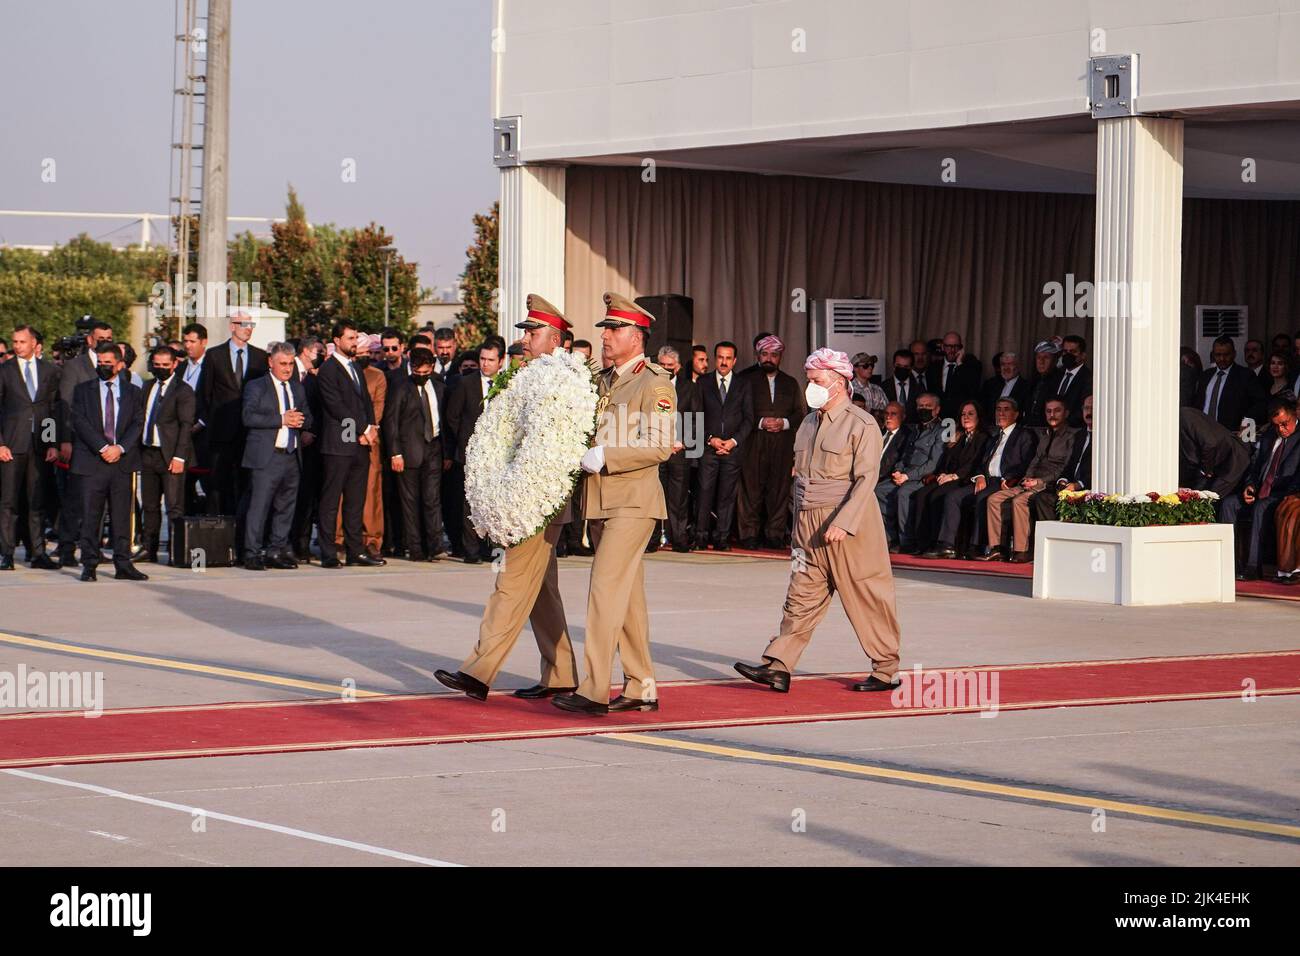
[[580, 445, 606, 474]]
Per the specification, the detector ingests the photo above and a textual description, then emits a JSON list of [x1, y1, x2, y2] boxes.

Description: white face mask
[[805, 381, 832, 409]]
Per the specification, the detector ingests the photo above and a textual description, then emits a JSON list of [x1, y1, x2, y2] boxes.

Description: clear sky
[[0, 0, 497, 292]]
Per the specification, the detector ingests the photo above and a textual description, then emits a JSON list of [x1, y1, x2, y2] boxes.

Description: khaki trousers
[[461, 521, 578, 689], [984, 485, 1035, 552], [763, 506, 901, 682], [576, 516, 657, 705]]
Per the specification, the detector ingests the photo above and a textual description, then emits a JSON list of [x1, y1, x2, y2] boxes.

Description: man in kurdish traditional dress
[[435, 295, 581, 701], [552, 293, 677, 716], [734, 348, 902, 693]]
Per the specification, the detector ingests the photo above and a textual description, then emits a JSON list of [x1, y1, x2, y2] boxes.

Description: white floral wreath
[[464, 349, 599, 547]]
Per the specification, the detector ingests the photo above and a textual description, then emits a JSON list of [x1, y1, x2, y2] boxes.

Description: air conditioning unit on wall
[[1195, 305, 1247, 367], [811, 298, 886, 362]]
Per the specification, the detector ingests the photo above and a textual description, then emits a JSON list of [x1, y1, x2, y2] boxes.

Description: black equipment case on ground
[[171, 516, 237, 568]]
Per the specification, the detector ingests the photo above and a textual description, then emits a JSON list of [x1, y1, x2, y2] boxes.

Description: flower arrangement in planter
[[1056, 489, 1219, 527]]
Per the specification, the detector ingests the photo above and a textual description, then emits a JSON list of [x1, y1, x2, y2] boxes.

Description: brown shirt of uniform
[[791, 400, 884, 535]]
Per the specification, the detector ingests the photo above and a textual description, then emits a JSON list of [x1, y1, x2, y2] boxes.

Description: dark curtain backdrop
[[565, 164, 1300, 367]]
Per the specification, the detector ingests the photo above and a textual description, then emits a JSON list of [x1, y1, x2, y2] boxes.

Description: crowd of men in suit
[[3, 317, 1300, 585]]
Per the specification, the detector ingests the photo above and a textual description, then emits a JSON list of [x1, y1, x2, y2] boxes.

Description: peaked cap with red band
[[516, 293, 572, 332], [595, 291, 655, 329]]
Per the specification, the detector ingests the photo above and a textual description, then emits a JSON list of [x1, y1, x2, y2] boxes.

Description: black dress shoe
[[852, 676, 901, 692], [512, 684, 577, 700], [608, 695, 659, 713], [887, 543, 901, 554], [975, 547, 1005, 562], [30, 553, 58, 570], [922, 548, 957, 559], [434, 669, 489, 701], [244, 555, 267, 571], [114, 563, 149, 581], [269, 553, 299, 570], [713, 542, 731, 552], [80, 566, 97, 582], [734, 661, 791, 693], [320, 556, 341, 568], [739, 538, 761, 550], [347, 553, 386, 567], [58, 551, 77, 568], [1008, 550, 1032, 564], [1235, 568, 1260, 582], [463, 555, 482, 565], [671, 543, 690, 553], [0, 555, 13, 570], [551, 693, 608, 716], [405, 551, 427, 562], [644, 541, 660, 553]]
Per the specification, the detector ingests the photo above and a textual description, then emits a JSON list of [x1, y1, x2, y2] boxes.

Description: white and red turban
[[804, 347, 853, 378], [756, 334, 784, 354]]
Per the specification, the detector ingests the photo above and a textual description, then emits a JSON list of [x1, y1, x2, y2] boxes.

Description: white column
[[1092, 116, 1183, 495], [498, 164, 566, 339]]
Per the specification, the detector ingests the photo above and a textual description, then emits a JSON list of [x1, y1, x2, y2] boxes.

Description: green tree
[[227, 230, 265, 286], [455, 201, 498, 348], [0, 273, 133, 343], [333, 223, 418, 334], [254, 186, 328, 337], [38, 233, 167, 300]]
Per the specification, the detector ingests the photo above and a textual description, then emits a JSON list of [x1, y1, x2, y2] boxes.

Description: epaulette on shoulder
[[645, 361, 671, 377]]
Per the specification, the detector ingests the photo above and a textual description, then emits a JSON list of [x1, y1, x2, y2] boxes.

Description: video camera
[[53, 314, 98, 360]]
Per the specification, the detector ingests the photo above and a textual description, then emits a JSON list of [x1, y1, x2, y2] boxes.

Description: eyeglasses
[[382, 346, 401, 352]]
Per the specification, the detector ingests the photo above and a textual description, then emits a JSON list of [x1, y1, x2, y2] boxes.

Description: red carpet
[[709, 547, 1297, 597], [2, 651, 1297, 769]]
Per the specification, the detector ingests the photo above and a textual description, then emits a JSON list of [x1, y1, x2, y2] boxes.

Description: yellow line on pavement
[[0, 631, 383, 698], [606, 732, 1300, 841]]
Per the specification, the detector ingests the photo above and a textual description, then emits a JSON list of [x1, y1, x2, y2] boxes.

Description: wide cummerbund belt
[[793, 476, 852, 512]]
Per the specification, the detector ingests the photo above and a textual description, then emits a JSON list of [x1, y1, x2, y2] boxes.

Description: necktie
[[420, 383, 435, 442], [719, 375, 728, 402], [881, 431, 894, 461], [145, 381, 164, 446], [103, 382, 116, 445], [1206, 369, 1225, 419], [282, 381, 297, 453], [235, 348, 245, 381], [900, 381, 907, 404], [945, 362, 955, 389], [1057, 370, 1073, 396], [24, 360, 37, 401], [1076, 435, 1090, 482], [349, 362, 363, 393], [1260, 438, 1286, 498]]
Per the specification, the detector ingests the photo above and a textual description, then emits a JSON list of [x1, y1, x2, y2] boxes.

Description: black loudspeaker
[[635, 294, 694, 367]]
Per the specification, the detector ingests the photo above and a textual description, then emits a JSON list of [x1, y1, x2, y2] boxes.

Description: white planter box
[[1032, 521, 1235, 606]]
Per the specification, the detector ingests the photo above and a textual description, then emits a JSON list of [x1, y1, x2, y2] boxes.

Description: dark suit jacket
[[70, 377, 143, 476], [241, 375, 313, 470], [978, 375, 1032, 422], [1050, 364, 1093, 427], [0, 357, 60, 455], [1178, 407, 1249, 497], [925, 354, 982, 419], [747, 369, 806, 447], [383, 375, 447, 469], [1058, 429, 1093, 490], [201, 339, 269, 443], [698, 371, 754, 447], [1023, 370, 1062, 427], [883, 376, 921, 422], [1024, 424, 1079, 483], [1193, 363, 1267, 431], [57, 349, 101, 443], [935, 429, 991, 481], [139, 376, 196, 465], [1244, 425, 1300, 499], [976, 423, 1037, 484], [879, 425, 912, 476], [444, 371, 488, 465], [316, 355, 376, 458]]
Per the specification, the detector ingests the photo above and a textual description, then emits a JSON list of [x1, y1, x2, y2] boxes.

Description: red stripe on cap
[[527, 309, 571, 332], [605, 308, 650, 328]]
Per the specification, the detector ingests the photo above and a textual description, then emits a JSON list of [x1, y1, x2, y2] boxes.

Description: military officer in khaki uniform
[[735, 347, 902, 693], [434, 295, 581, 701], [553, 293, 676, 716]]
